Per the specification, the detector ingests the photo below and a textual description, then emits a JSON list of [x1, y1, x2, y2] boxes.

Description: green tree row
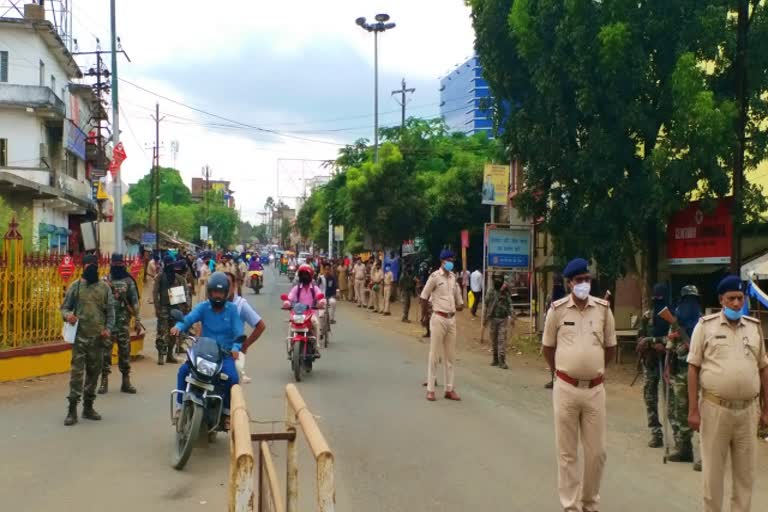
[[296, 118, 506, 258]]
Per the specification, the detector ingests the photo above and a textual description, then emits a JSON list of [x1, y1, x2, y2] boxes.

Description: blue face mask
[[723, 307, 742, 321], [443, 261, 454, 272]]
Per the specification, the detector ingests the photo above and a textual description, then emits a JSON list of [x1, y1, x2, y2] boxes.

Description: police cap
[[563, 258, 590, 279], [717, 275, 743, 295]]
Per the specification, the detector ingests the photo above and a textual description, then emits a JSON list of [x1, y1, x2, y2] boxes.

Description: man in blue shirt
[[171, 272, 242, 422]]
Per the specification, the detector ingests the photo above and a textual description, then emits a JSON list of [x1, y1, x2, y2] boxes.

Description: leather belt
[[434, 311, 456, 319], [702, 391, 757, 410], [556, 370, 604, 389]]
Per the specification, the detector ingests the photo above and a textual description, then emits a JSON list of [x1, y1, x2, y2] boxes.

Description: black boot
[[166, 350, 179, 364], [97, 374, 108, 394], [666, 445, 693, 463], [64, 399, 78, 426], [82, 401, 102, 421], [648, 433, 663, 448], [491, 348, 499, 366], [693, 460, 702, 472], [157, 350, 165, 365], [498, 356, 509, 370], [121, 373, 137, 394]]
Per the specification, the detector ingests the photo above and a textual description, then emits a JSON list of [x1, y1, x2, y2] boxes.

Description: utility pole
[[391, 78, 415, 130], [202, 165, 212, 244], [151, 103, 165, 252], [110, 0, 123, 253]]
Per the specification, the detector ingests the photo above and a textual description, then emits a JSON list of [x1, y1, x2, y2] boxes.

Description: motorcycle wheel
[[322, 314, 330, 348], [172, 402, 203, 470], [292, 344, 302, 382]]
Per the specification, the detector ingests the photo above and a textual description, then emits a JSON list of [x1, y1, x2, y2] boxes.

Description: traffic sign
[[58, 255, 75, 281], [142, 232, 157, 245]]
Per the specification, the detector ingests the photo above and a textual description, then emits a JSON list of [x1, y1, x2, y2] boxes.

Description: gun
[[631, 336, 656, 386]]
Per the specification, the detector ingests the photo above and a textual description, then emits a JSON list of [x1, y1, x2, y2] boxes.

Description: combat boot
[[693, 460, 702, 472], [157, 351, 165, 365], [648, 433, 663, 448], [82, 401, 102, 421], [97, 375, 108, 394], [491, 348, 499, 367], [666, 447, 693, 463], [498, 356, 509, 370], [166, 350, 179, 364], [120, 373, 137, 394], [64, 399, 78, 426]]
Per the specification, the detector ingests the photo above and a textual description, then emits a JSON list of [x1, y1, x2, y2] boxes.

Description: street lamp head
[[355, 16, 367, 26], [383, 22, 396, 30], [375, 13, 390, 22]]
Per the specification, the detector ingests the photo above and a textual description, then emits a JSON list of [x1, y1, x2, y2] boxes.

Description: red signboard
[[58, 256, 75, 280], [667, 198, 732, 265], [461, 230, 469, 249]]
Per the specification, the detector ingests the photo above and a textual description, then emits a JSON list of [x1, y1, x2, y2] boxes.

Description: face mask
[[443, 261, 454, 272], [209, 297, 226, 309], [573, 282, 591, 300], [723, 307, 742, 322], [83, 265, 99, 284]]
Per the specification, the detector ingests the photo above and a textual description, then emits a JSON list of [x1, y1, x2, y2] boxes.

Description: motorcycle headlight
[[293, 314, 306, 323], [196, 357, 217, 377]]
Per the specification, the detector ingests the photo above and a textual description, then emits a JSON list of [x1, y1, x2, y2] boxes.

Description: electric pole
[[202, 165, 212, 244], [150, 103, 165, 252], [110, 0, 123, 253], [391, 78, 415, 130], [731, 0, 748, 274]]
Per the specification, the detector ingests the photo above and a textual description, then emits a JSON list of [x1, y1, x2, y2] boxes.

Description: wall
[[32, 198, 68, 249], [0, 109, 46, 172]]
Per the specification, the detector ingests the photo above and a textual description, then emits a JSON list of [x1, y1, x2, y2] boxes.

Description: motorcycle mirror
[[220, 373, 229, 381], [170, 309, 184, 322], [280, 293, 289, 301]]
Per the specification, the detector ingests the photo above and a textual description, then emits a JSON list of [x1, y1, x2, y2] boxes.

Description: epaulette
[[552, 297, 569, 309], [593, 297, 609, 307], [743, 315, 760, 324], [701, 313, 720, 322]]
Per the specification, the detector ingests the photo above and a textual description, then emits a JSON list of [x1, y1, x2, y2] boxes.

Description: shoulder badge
[[552, 296, 569, 309], [742, 315, 760, 324], [592, 297, 609, 307], [701, 313, 720, 322]]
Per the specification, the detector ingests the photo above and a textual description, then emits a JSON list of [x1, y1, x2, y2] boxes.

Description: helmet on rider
[[298, 264, 314, 285], [207, 272, 230, 309]]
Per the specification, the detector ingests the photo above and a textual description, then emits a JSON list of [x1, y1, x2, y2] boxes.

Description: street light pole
[[110, 0, 122, 252], [356, 14, 396, 164]]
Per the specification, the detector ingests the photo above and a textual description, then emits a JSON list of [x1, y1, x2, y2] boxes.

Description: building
[[0, 6, 99, 251], [439, 55, 494, 137], [190, 177, 235, 208]]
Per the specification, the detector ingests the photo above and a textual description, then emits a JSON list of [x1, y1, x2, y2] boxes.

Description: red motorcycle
[[281, 293, 325, 382]]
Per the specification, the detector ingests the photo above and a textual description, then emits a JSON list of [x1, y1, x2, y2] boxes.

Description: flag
[[108, 142, 127, 178]]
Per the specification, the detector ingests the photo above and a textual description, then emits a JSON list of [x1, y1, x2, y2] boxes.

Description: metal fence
[[0, 218, 144, 350]]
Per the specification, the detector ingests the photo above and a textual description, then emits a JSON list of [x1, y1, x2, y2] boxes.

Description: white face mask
[[573, 282, 591, 300]]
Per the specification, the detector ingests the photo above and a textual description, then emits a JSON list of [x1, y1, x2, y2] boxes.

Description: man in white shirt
[[470, 268, 483, 317]]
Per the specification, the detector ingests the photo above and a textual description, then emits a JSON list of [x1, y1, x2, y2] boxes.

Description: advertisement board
[[481, 163, 510, 206], [487, 227, 530, 269], [667, 198, 732, 265], [333, 225, 344, 242]]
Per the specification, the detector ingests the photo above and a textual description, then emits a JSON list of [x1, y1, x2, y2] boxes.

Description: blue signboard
[[487, 227, 530, 269], [66, 121, 87, 160], [142, 232, 157, 245]]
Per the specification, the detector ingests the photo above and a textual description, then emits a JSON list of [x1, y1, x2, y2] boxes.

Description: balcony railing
[[0, 84, 66, 118]]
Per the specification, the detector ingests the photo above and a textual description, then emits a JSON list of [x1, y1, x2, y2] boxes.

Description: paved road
[[1, 268, 766, 511]]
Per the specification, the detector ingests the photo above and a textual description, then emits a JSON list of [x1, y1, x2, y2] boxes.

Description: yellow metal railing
[[0, 218, 145, 350]]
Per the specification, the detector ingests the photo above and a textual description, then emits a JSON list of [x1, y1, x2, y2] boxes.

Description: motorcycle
[[281, 293, 325, 382], [286, 264, 297, 282], [169, 311, 245, 470], [248, 270, 263, 294]]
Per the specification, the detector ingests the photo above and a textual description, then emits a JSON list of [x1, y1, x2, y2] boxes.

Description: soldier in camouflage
[[665, 284, 701, 463], [484, 273, 515, 370], [153, 255, 187, 365], [98, 253, 140, 395], [61, 254, 115, 426], [636, 283, 671, 448]]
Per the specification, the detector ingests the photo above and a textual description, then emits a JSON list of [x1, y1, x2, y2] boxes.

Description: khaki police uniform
[[371, 267, 384, 312], [420, 269, 463, 393], [542, 294, 616, 512], [353, 263, 366, 307], [382, 270, 393, 314], [688, 312, 768, 512]]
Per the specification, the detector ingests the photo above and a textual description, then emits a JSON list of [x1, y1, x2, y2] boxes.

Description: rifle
[[631, 336, 657, 386]]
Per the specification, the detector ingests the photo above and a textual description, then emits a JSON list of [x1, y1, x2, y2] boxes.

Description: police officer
[[665, 284, 701, 463], [420, 250, 464, 402], [484, 273, 515, 369], [636, 283, 671, 448], [153, 255, 187, 365], [98, 253, 140, 395], [542, 258, 616, 512], [353, 258, 366, 308], [687, 275, 768, 512], [61, 254, 115, 426]]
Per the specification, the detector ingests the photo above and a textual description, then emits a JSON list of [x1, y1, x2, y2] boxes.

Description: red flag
[[109, 142, 127, 178]]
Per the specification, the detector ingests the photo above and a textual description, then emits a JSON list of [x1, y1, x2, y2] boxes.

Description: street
[[1, 268, 766, 511]]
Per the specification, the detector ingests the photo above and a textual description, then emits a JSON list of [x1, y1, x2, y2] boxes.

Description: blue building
[[439, 55, 494, 137]]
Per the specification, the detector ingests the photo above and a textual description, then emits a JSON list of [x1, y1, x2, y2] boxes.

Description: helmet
[[207, 272, 230, 297], [298, 264, 314, 280], [680, 285, 700, 298]]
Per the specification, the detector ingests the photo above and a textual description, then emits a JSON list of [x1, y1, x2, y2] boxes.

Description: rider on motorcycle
[[171, 272, 242, 426], [248, 257, 263, 272], [286, 264, 325, 345]]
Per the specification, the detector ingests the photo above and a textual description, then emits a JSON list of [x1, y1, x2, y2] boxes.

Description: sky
[[62, 0, 477, 223]]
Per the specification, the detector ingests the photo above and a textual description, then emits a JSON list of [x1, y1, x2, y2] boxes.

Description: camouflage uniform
[[667, 323, 693, 458], [101, 275, 139, 381], [484, 283, 515, 368], [153, 270, 187, 363], [638, 310, 668, 445], [61, 279, 115, 404]]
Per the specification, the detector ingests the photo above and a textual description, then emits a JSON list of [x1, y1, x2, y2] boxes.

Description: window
[[0, 139, 7, 166], [50, 74, 55, 92], [0, 51, 8, 82], [39, 60, 44, 86], [64, 152, 77, 178]]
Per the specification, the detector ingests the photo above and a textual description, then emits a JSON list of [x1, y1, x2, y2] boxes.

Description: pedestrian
[[665, 284, 701, 463], [420, 250, 464, 402], [369, 260, 382, 312], [61, 254, 115, 426], [470, 267, 483, 317], [153, 255, 187, 365], [353, 257, 366, 308], [461, 267, 469, 301], [687, 275, 768, 512], [484, 273, 515, 370], [635, 283, 671, 448], [146, 253, 158, 304], [399, 264, 416, 323], [382, 264, 394, 316], [337, 260, 348, 302], [98, 253, 140, 395], [541, 258, 616, 512]]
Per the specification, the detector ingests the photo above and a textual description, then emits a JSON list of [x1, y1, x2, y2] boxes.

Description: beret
[[111, 253, 124, 264], [82, 254, 98, 265], [717, 275, 742, 295], [163, 255, 176, 266], [563, 258, 590, 279], [439, 249, 454, 260]]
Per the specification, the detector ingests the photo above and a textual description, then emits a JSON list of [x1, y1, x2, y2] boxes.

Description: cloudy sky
[[66, 0, 476, 223]]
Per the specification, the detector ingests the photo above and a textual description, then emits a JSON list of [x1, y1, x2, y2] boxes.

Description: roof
[[0, 17, 82, 78]]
